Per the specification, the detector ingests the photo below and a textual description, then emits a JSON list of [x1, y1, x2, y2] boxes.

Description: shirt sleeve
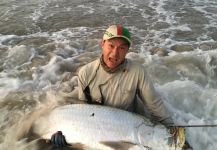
[[137, 68, 174, 127], [77, 67, 88, 102]]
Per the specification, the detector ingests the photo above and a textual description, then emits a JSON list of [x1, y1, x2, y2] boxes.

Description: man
[[51, 25, 192, 149], [78, 24, 173, 125]]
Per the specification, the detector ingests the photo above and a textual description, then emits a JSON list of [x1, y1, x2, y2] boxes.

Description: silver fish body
[[35, 104, 182, 150]]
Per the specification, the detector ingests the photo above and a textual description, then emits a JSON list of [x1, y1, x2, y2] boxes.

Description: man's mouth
[[109, 57, 117, 63]]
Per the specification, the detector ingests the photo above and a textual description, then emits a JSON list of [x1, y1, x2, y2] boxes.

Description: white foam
[[0, 34, 18, 45], [50, 27, 92, 41], [28, 0, 49, 22], [170, 24, 192, 32], [4, 45, 35, 70], [0, 72, 20, 98], [32, 56, 62, 85], [31, 9, 43, 21], [159, 79, 217, 149], [77, 5, 95, 15]]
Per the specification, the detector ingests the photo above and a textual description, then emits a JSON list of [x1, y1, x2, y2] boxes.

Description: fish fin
[[100, 141, 138, 150]]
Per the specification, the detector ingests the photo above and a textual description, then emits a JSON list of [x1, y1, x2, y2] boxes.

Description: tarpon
[[33, 104, 184, 150]]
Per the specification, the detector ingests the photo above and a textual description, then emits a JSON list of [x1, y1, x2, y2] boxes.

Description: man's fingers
[[56, 132, 63, 147], [61, 135, 67, 146], [50, 131, 67, 147]]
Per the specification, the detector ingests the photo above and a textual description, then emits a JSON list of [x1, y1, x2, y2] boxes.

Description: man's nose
[[112, 47, 119, 56]]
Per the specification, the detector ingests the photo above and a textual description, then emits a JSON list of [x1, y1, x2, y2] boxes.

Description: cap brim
[[103, 35, 132, 46]]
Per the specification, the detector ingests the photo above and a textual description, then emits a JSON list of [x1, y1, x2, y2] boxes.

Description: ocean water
[[0, 0, 217, 149]]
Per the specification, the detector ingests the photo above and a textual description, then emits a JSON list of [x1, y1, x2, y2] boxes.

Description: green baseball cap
[[103, 25, 132, 46]]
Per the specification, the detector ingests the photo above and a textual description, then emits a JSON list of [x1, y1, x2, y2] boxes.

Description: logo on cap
[[104, 31, 114, 38]]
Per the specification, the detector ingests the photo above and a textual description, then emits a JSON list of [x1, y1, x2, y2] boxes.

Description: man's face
[[101, 38, 129, 69]]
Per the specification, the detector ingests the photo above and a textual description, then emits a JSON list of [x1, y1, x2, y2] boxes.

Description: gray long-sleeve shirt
[[77, 58, 174, 126]]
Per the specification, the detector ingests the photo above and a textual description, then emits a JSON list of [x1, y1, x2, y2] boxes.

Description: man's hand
[[50, 131, 67, 147]]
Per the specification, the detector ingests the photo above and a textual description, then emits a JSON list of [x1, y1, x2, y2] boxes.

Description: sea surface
[[0, 0, 217, 149]]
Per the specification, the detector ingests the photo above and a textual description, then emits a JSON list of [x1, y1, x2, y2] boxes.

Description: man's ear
[[100, 40, 105, 48]]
